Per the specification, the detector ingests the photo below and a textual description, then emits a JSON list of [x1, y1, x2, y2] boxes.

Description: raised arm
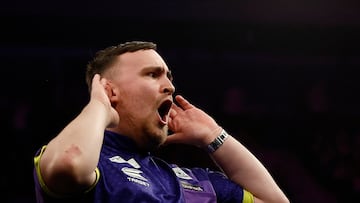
[[38, 74, 119, 195], [209, 132, 289, 203], [166, 95, 289, 203]]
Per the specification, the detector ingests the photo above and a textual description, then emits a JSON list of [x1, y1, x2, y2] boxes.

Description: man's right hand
[[91, 74, 119, 128]]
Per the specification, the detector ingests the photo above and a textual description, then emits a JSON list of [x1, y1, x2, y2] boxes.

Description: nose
[[162, 79, 175, 95]]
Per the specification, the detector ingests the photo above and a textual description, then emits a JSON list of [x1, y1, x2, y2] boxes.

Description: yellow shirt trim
[[34, 145, 100, 197], [243, 189, 254, 203]]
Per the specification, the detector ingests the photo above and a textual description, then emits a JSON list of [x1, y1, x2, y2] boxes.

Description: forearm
[[40, 100, 109, 192], [210, 135, 289, 203]]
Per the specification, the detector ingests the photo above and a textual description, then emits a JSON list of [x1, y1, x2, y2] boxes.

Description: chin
[[150, 133, 167, 148], [140, 127, 167, 151]]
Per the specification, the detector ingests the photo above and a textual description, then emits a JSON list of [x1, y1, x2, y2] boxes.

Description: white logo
[[109, 155, 149, 187], [122, 167, 148, 181], [172, 167, 192, 180], [109, 156, 140, 168]]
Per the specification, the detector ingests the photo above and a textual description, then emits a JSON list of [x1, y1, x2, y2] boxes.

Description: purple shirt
[[34, 131, 248, 202]]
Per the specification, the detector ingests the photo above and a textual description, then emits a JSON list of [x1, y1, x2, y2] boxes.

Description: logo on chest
[[109, 155, 149, 187], [172, 167, 204, 192]]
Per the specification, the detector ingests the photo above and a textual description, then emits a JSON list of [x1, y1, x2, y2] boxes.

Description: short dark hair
[[85, 41, 157, 91]]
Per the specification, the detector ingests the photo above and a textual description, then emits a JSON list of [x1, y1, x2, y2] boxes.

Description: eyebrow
[[144, 66, 173, 81]]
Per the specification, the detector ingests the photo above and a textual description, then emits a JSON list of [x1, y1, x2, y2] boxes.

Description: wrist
[[206, 128, 230, 153]]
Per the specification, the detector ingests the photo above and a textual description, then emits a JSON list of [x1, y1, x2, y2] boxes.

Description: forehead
[[116, 49, 169, 71]]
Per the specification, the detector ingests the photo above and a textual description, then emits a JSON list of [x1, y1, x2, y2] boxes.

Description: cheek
[[117, 78, 159, 105], [119, 87, 154, 112]]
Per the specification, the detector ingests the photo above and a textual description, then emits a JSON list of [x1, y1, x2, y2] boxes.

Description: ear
[[105, 81, 119, 104]]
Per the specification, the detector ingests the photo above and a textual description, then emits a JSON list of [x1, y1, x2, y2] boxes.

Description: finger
[[93, 73, 100, 80], [175, 95, 195, 110], [164, 133, 182, 145], [168, 110, 178, 129], [100, 77, 107, 87], [169, 108, 177, 118], [170, 102, 182, 113], [167, 116, 175, 131], [92, 74, 101, 86]]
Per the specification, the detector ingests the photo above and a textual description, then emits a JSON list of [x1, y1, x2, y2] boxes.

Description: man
[[33, 41, 289, 202]]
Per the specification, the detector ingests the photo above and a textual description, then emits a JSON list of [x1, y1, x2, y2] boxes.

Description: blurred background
[[1, 0, 360, 202]]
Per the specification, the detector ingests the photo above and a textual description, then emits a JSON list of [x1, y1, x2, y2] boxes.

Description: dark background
[[2, 1, 360, 202]]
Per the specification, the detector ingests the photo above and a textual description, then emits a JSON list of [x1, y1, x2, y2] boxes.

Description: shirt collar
[[104, 130, 138, 152]]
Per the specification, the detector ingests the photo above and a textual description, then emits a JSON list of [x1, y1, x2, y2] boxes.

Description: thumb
[[164, 133, 182, 145]]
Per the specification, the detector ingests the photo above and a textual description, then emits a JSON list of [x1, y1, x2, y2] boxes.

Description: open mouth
[[158, 100, 173, 123]]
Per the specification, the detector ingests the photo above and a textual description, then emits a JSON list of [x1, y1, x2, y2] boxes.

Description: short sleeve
[[207, 169, 254, 203], [33, 145, 99, 203]]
